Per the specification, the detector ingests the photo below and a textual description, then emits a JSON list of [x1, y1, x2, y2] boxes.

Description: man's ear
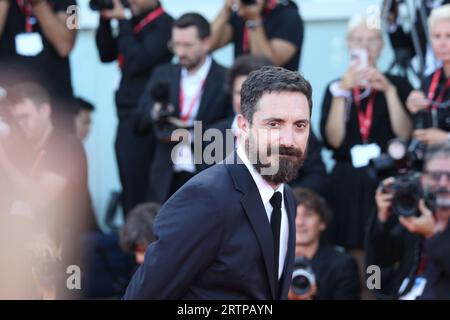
[[237, 114, 249, 137], [203, 36, 212, 53], [40, 103, 52, 117]]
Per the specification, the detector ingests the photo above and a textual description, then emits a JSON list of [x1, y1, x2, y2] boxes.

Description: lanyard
[[179, 78, 206, 123], [133, 6, 164, 34], [117, 7, 165, 69], [427, 68, 450, 109], [353, 88, 377, 144], [17, 0, 35, 33], [427, 68, 450, 127], [242, 0, 278, 53]]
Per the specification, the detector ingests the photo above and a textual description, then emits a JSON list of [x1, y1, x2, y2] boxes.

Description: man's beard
[[180, 55, 204, 71], [245, 137, 307, 185], [434, 187, 450, 209]]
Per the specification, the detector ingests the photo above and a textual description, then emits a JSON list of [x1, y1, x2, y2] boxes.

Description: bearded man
[[123, 66, 312, 300]]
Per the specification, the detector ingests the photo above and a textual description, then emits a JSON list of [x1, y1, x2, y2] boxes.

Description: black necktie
[[270, 191, 282, 286]]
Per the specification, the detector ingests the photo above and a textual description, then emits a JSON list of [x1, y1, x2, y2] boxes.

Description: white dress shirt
[[179, 55, 212, 125], [236, 145, 289, 280], [173, 56, 212, 173]]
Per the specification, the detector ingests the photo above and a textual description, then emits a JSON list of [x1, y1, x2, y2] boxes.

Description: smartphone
[[349, 48, 368, 69]]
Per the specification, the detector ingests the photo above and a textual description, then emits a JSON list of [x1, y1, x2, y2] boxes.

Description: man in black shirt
[[96, 0, 173, 214], [288, 188, 360, 300], [0, 0, 77, 127], [371, 142, 450, 299], [0, 83, 95, 258], [211, 0, 303, 71]]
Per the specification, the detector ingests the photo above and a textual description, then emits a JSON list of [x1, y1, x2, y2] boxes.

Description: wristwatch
[[245, 19, 263, 30]]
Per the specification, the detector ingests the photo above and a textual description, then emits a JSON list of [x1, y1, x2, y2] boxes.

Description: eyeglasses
[[423, 171, 450, 182]]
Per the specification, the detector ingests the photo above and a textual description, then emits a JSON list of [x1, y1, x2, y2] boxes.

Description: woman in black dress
[[320, 14, 413, 251], [406, 4, 450, 145]]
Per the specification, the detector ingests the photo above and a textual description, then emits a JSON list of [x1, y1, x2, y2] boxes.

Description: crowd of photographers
[[0, 0, 449, 300]]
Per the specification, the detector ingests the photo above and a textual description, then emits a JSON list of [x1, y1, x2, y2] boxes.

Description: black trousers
[[115, 114, 154, 215]]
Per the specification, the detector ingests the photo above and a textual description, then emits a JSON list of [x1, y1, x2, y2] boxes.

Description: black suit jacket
[[123, 152, 297, 299], [137, 59, 232, 203], [368, 214, 450, 299], [311, 245, 360, 300]]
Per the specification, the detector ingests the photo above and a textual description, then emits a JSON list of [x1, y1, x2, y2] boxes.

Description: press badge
[[350, 143, 381, 168], [15, 32, 44, 56], [9, 200, 34, 218]]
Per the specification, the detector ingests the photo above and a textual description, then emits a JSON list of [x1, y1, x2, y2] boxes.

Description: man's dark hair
[[119, 202, 161, 253], [228, 54, 273, 92], [5, 82, 50, 109], [173, 13, 210, 39], [292, 187, 333, 226], [73, 97, 95, 114], [240, 66, 312, 123]]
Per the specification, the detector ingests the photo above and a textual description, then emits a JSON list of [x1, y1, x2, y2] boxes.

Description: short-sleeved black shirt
[[320, 75, 413, 162], [34, 130, 96, 235], [418, 68, 450, 132], [0, 0, 76, 101], [229, 0, 303, 71]]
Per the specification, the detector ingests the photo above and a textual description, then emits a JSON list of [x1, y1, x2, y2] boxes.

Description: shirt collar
[[181, 55, 212, 81], [236, 145, 284, 206]]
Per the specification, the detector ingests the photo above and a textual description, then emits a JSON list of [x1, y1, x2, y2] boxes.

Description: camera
[[89, 0, 129, 11], [241, 0, 257, 5], [291, 256, 316, 296], [369, 139, 436, 217], [382, 171, 423, 217], [150, 83, 177, 141]]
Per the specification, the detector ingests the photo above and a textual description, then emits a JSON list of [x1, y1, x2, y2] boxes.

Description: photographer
[[405, 4, 450, 146], [288, 188, 360, 300], [139, 13, 232, 203], [95, 0, 173, 214], [119, 202, 160, 265], [210, 0, 303, 71], [370, 142, 450, 299], [0, 0, 77, 129]]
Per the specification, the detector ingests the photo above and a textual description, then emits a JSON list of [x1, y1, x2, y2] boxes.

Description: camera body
[[382, 171, 424, 217], [89, 0, 129, 11], [241, 0, 258, 5], [291, 256, 316, 296], [369, 139, 436, 217], [150, 83, 177, 141]]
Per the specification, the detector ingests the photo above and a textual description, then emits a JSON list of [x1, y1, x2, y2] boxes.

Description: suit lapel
[[172, 65, 182, 118], [195, 60, 220, 121], [225, 152, 277, 299]]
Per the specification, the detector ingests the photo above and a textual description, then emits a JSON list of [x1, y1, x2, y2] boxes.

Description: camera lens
[[292, 274, 311, 296]]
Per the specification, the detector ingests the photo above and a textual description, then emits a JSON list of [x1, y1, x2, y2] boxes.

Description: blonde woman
[[406, 4, 450, 145], [320, 14, 413, 251]]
